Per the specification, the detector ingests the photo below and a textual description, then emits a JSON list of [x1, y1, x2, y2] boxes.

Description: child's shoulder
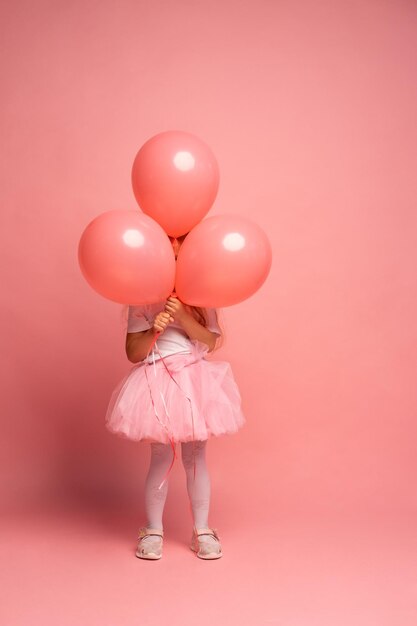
[[129, 301, 163, 311], [205, 307, 221, 334], [127, 302, 165, 333], [128, 302, 164, 319]]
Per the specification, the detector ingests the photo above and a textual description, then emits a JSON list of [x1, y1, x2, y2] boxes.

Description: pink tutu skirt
[[105, 341, 245, 443]]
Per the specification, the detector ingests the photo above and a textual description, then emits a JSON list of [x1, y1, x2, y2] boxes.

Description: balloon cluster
[[78, 131, 272, 307]]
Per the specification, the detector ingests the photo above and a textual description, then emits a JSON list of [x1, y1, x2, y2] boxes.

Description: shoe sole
[[135, 552, 162, 560], [190, 546, 222, 559]]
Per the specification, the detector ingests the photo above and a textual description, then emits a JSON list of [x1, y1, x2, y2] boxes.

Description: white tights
[[144, 441, 211, 531]]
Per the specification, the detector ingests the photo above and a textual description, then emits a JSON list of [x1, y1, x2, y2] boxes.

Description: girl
[[105, 236, 245, 560]]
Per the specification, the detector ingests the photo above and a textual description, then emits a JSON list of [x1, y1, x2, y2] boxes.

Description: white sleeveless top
[[127, 302, 221, 362]]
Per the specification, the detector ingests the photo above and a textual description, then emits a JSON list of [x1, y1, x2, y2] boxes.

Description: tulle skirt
[[105, 341, 245, 443]]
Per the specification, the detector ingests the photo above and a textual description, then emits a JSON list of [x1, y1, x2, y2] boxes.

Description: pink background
[[1, 1, 416, 624]]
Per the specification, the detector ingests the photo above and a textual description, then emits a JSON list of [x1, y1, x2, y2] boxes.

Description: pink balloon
[[131, 131, 220, 237], [175, 215, 272, 307], [78, 210, 175, 304]]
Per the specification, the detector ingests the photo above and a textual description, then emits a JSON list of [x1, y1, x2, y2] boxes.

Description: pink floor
[[1, 503, 416, 625]]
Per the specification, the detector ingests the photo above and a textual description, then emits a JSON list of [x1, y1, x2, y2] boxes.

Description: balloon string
[[153, 341, 197, 482], [144, 332, 177, 490], [144, 330, 197, 490], [163, 293, 196, 482]]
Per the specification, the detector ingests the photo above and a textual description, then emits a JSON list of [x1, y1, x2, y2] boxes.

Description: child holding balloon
[[79, 131, 271, 561], [105, 235, 246, 560]]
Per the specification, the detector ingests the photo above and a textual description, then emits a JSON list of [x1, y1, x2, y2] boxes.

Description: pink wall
[[1, 0, 416, 519]]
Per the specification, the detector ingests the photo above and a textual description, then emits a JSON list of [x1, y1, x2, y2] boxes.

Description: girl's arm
[[164, 296, 218, 352], [125, 311, 173, 363]]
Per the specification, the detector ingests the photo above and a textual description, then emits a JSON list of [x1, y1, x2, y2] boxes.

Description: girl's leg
[[181, 440, 211, 529], [144, 442, 174, 530]]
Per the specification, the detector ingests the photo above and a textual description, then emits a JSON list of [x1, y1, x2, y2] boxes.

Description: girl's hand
[[165, 296, 189, 324], [153, 311, 174, 334]]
